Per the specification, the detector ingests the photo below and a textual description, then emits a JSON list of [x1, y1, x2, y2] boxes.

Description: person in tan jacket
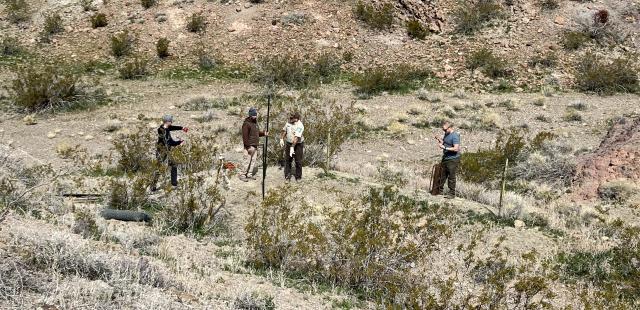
[[240, 107, 267, 181]]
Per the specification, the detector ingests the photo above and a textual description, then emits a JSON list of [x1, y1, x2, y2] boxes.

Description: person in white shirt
[[279, 112, 304, 182]]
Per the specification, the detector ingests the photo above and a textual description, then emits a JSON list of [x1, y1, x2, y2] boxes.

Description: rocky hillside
[[1, 0, 639, 91]]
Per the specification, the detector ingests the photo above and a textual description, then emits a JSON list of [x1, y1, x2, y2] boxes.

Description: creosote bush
[[118, 57, 149, 80], [110, 31, 134, 58], [406, 19, 427, 40], [140, 0, 156, 9], [0, 36, 25, 56], [113, 126, 153, 174], [574, 53, 638, 94], [352, 65, 435, 97], [246, 186, 454, 306], [253, 53, 342, 89], [4, 0, 30, 24], [186, 13, 206, 33], [265, 99, 357, 169], [90, 13, 108, 28], [10, 63, 78, 112], [466, 48, 510, 79], [460, 129, 526, 185], [454, 0, 504, 34], [353, 2, 394, 30], [562, 31, 589, 50], [538, 0, 560, 10], [42, 12, 64, 37], [156, 38, 170, 58]]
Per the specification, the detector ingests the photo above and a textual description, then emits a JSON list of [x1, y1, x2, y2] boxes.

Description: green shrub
[[353, 2, 394, 30], [538, 0, 560, 10], [195, 48, 222, 71], [246, 186, 454, 306], [562, 31, 590, 50], [42, 12, 64, 35], [0, 36, 25, 56], [9, 63, 78, 112], [454, 0, 504, 34], [253, 53, 342, 88], [72, 209, 100, 239], [460, 129, 526, 184], [112, 126, 153, 173], [140, 0, 156, 9], [352, 64, 434, 96], [118, 57, 148, 79], [574, 53, 639, 94], [110, 31, 134, 58], [234, 292, 275, 310], [406, 19, 427, 40], [156, 38, 170, 58], [598, 180, 637, 202], [4, 0, 30, 24], [186, 13, 206, 33], [90, 13, 108, 28], [466, 48, 510, 78], [528, 53, 557, 68], [563, 110, 582, 121], [264, 100, 357, 169], [556, 225, 640, 303], [79, 0, 95, 11]]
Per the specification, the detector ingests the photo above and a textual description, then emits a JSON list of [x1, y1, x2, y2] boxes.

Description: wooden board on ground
[[430, 163, 444, 196]]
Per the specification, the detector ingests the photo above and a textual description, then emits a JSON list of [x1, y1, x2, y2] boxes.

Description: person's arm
[[242, 123, 250, 146], [292, 123, 303, 146], [168, 125, 183, 131]]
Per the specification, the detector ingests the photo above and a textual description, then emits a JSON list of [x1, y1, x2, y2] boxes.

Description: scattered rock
[[85, 135, 94, 141], [23, 115, 37, 125], [554, 16, 566, 25], [514, 220, 526, 229], [47, 132, 57, 139]]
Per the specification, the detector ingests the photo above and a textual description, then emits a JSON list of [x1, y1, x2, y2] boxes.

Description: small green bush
[[0, 36, 25, 56], [466, 48, 510, 78], [353, 2, 394, 30], [563, 110, 583, 122], [118, 57, 149, 80], [406, 19, 427, 40], [90, 13, 108, 28], [156, 38, 170, 58], [42, 12, 64, 35], [79, 0, 95, 12], [233, 292, 276, 310], [4, 0, 30, 24], [460, 129, 526, 184], [352, 65, 434, 96], [528, 53, 557, 68], [110, 31, 134, 58], [538, 0, 560, 10], [574, 53, 639, 94], [10, 63, 78, 112], [253, 53, 342, 89], [140, 0, 156, 9], [186, 13, 206, 33], [562, 31, 590, 50], [598, 180, 637, 202], [113, 126, 153, 173], [246, 186, 454, 306], [72, 209, 100, 239], [454, 0, 504, 34]]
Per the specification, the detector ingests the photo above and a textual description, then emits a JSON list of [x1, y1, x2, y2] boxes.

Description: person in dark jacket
[[240, 107, 267, 181], [152, 114, 188, 191]]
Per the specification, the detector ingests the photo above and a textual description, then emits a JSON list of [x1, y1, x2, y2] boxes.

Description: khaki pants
[[242, 146, 259, 177]]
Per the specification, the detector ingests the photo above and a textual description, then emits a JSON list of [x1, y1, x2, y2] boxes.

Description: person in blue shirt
[[435, 121, 461, 198]]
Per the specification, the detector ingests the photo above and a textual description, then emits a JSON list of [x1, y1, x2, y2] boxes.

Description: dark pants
[[438, 158, 459, 196], [284, 142, 304, 180], [153, 150, 178, 189]]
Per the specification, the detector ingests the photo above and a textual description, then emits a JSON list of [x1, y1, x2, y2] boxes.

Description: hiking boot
[[239, 175, 249, 182], [247, 174, 257, 180], [445, 194, 456, 199]]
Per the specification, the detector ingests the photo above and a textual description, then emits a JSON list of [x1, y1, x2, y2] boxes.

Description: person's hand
[[289, 147, 295, 157], [182, 127, 189, 133], [279, 138, 284, 148], [265, 131, 269, 136], [438, 144, 445, 150], [179, 140, 185, 145]]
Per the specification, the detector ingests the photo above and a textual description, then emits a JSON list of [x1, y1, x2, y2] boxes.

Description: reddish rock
[[573, 117, 640, 200]]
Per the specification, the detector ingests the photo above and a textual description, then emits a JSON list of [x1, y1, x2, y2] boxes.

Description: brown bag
[[429, 163, 444, 196]]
